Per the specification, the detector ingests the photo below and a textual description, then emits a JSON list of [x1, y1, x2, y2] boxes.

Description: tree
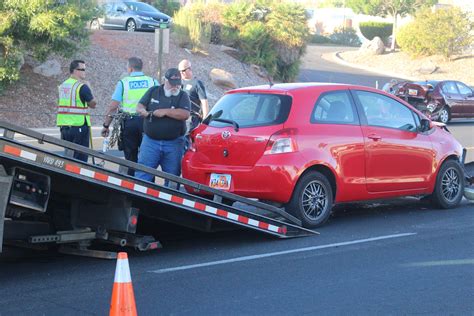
[[346, 0, 436, 51], [0, 0, 97, 92], [397, 7, 474, 59]]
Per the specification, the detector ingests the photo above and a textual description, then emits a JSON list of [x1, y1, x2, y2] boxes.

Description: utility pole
[[155, 24, 170, 83]]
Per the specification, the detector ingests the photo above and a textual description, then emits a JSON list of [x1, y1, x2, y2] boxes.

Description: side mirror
[[117, 7, 125, 12], [420, 118, 431, 132]]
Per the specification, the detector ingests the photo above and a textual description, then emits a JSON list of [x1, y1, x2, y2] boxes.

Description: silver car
[[90, 1, 171, 32]]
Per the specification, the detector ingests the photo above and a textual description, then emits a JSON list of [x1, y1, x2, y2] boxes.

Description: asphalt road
[[0, 199, 472, 315], [298, 45, 405, 88], [1, 45, 473, 315]]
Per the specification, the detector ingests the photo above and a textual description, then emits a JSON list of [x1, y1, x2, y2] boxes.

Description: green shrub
[[397, 7, 474, 58], [0, 0, 96, 93], [172, 1, 308, 82], [172, 4, 211, 52], [266, 2, 308, 81], [329, 27, 361, 47], [153, 0, 181, 17], [239, 21, 277, 75], [222, 2, 255, 30], [309, 34, 332, 44], [359, 21, 393, 41], [172, 8, 191, 48]]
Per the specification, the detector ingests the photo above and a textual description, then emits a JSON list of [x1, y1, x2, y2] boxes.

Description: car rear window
[[204, 93, 292, 128]]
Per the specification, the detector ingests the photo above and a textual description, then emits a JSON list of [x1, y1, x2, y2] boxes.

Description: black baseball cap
[[165, 68, 182, 86]]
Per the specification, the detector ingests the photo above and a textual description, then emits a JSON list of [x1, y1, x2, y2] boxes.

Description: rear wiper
[[209, 117, 240, 132]]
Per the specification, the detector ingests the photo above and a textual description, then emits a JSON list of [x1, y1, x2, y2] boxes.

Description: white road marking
[[149, 233, 417, 274], [403, 259, 474, 267]]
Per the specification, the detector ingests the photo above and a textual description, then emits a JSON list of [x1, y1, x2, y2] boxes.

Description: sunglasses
[[75, 68, 86, 71]]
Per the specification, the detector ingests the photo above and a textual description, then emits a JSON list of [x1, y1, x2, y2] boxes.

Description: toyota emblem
[[222, 131, 231, 139]]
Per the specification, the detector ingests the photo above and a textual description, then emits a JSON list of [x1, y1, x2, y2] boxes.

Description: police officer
[[101, 57, 157, 175], [57, 60, 97, 162], [178, 59, 209, 132]]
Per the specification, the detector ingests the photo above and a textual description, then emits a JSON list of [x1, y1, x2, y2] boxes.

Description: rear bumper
[[182, 154, 299, 203]]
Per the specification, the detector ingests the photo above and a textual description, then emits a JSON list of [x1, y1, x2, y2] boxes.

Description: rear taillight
[[187, 134, 197, 152], [264, 128, 298, 155]]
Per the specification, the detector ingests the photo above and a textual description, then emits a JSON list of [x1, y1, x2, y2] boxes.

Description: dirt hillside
[[0, 30, 268, 128]]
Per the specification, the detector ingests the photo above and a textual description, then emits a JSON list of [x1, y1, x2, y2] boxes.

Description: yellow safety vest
[[57, 78, 91, 126], [120, 75, 155, 114]]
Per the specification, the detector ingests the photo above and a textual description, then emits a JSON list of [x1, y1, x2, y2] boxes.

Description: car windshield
[[125, 2, 158, 13], [204, 93, 292, 128]]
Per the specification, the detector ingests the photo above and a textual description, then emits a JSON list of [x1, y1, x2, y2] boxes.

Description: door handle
[[367, 134, 381, 141]]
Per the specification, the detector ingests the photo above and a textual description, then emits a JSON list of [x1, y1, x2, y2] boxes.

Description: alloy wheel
[[127, 20, 136, 32], [301, 180, 327, 220], [441, 167, 461, 202], [439, 108, 449, 123]]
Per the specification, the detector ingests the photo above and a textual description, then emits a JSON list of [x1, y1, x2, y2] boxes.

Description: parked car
[[393, 80, 474, 123], [90, 1, 171, 32], [182, 83, 466, 228]]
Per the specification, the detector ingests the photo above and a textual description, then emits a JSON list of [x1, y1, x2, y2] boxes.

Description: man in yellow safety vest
[[57, 60, 97, 162], [101, 57, 158, 176]]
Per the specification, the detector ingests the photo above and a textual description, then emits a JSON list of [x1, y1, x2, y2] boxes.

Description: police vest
[[121, 75, 155, 114], [57, 78, 90, 126]]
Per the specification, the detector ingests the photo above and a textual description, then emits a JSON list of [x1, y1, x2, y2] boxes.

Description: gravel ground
[[0, 30, 268, 128], [339, 49, 474, 86]]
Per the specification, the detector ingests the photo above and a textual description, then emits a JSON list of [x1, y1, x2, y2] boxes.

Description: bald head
[[178, 59, 193, 79]]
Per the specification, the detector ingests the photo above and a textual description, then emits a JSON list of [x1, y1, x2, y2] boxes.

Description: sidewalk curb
[[325, 51, 421, 82]]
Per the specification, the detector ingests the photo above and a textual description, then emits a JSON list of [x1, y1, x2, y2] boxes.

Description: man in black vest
[[135, 68, 190, 185]]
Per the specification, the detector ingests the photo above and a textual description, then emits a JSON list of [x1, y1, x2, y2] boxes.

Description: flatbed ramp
[[0, 121, 316, 257]]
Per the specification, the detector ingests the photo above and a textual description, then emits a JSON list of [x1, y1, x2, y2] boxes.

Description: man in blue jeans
[[135, 68, 190, 185]]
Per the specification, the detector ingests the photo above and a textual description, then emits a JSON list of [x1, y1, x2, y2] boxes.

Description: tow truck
[[0, 121, 316, 259]]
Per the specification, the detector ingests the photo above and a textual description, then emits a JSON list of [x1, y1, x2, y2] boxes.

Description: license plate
[[408, 89, 418, 96], [209, 173, 231, 190]]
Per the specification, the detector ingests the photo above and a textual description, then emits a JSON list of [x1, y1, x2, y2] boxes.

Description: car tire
[[431, 159, 464, 209], [286, 171, 333, 228], [126, 19, 136, 32], [438, 106, 451, 124], [90, 19, 101, 30]]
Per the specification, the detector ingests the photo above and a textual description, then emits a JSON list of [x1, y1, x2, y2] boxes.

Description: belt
[[119, 112, 141, 119]]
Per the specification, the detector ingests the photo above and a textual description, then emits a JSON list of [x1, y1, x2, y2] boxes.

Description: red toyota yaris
[[182, 83, 465, 228]]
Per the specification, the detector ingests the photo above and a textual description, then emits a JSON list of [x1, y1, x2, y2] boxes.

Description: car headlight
[[138, 16, 153, 21]]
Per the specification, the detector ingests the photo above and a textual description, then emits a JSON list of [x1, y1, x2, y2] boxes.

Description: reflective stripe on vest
[[121, 75, 155, 114], [57, 78, 90, 126]]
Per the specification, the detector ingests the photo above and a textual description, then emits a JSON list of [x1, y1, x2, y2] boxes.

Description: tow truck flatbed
[[0, 121, 316, 258]]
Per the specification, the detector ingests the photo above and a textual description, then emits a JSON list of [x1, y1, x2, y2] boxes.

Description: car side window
[[104, 4, 113, 14], [116, 3, 127, 12], [354, 90, 417, 132], [456, 82, 472, 96], [311, 91, 357, 125], [442, 82, 459, 94]]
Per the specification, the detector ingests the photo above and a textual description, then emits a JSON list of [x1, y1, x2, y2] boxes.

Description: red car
[[182, 83, 465, 228], [393, 80, 474, 123]]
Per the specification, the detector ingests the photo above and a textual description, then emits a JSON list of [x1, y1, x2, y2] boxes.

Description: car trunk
[[194, 125, 284, 167]]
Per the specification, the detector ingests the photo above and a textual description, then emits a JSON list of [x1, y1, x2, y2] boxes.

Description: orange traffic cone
[[110, 252, 137, 316]]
